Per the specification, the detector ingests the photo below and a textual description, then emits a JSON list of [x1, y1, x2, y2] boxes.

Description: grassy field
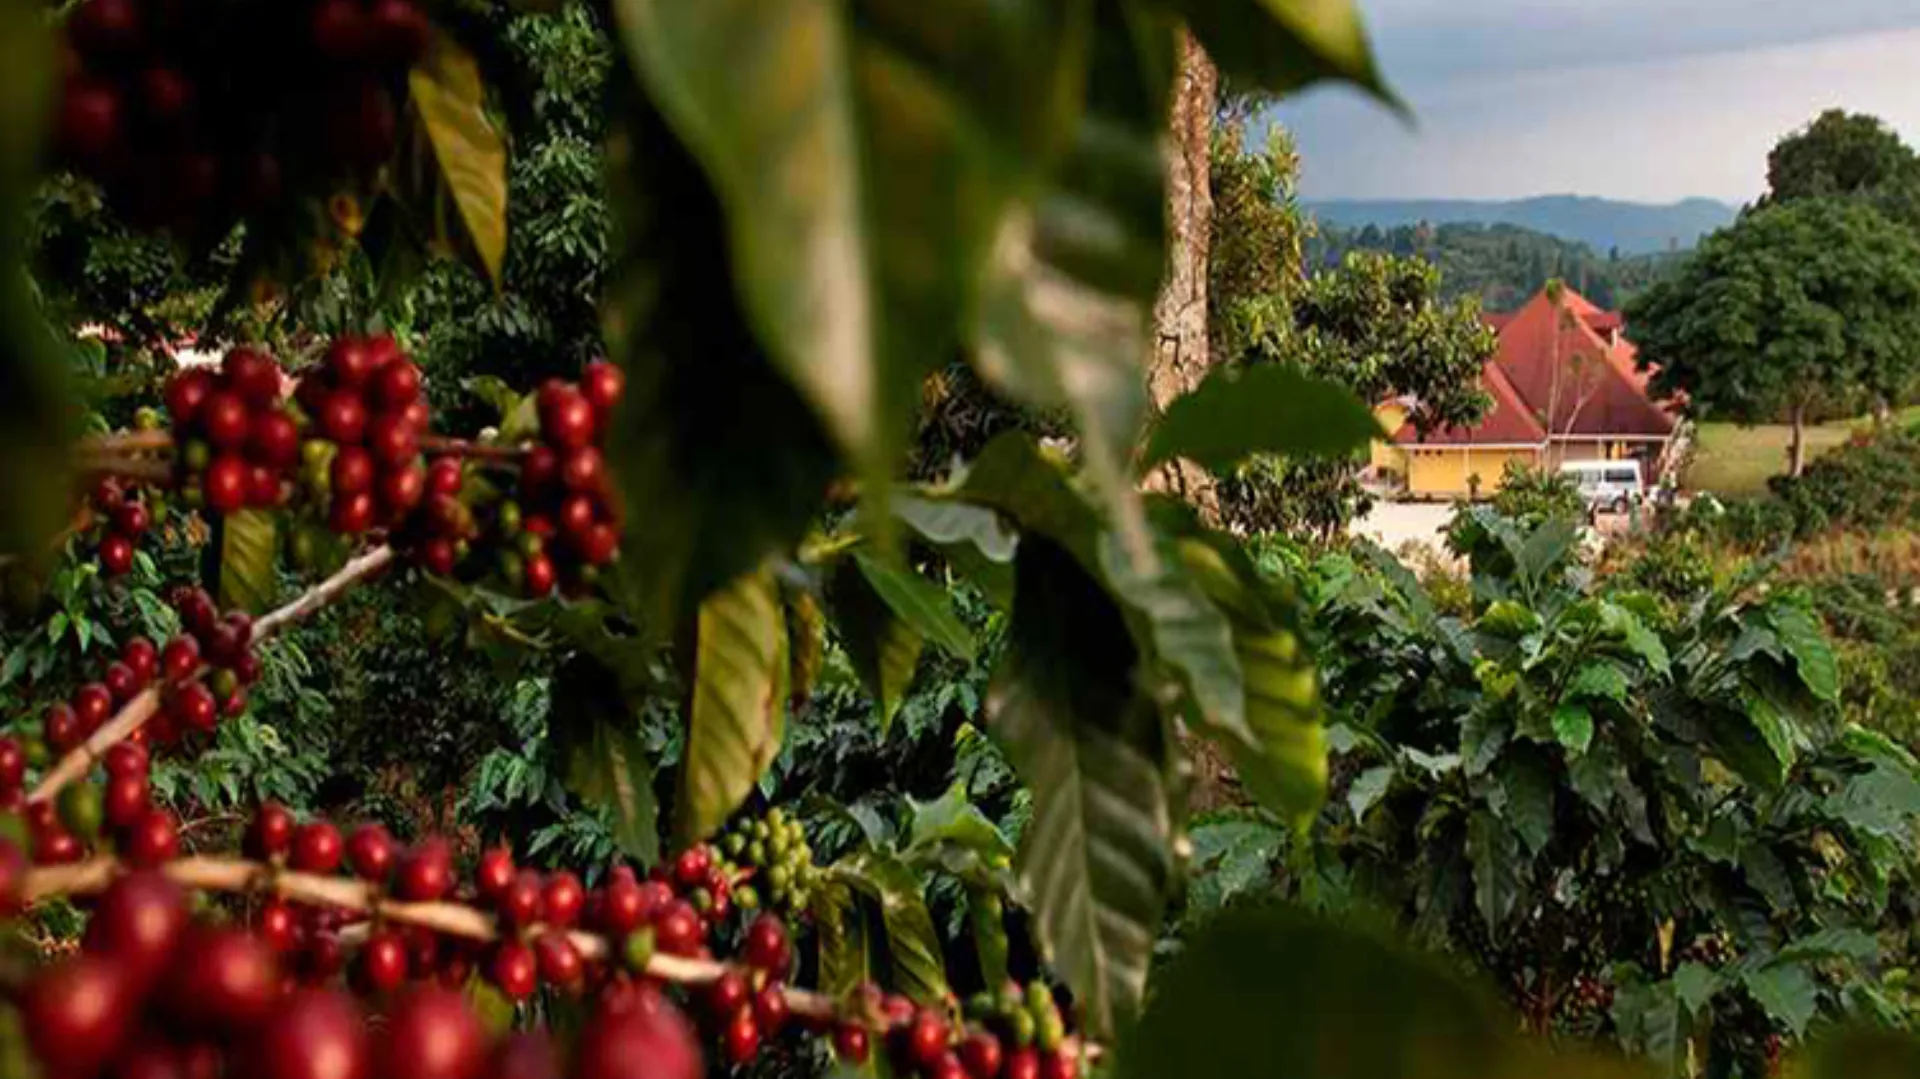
[[1685, 408, 1920, 495]]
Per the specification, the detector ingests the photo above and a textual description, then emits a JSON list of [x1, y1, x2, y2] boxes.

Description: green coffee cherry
[[133, 407, 162, 431], [301, 439, 333, 467], [498, 551, 526, 589], [767, 864, 791, 890], [734, 886, 760, 911], [690, 888, 713, 913], [768, 831, 791, 859], [723, 834, 747, 858], [209, 668, 240, 701], [59, 781, 104, 840], [966, 993, 995, 1021], [516, 533, 544, 559], [766, 807, 787, 830], [1009, 1009, 1037, 1048], [1038, 1007, 1066, 1052], [747, 840, 767, 865], [497, 501, 523, 537], [751, 820, 771, 841], [182, 439, 212, 472], [24, 736, 48, 769], [623, 927, 656, 974]]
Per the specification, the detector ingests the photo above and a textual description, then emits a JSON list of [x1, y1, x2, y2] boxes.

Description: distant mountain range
[[1301, 196, 1738, 256]]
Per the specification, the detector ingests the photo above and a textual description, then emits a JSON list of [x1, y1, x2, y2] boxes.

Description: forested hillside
[[1302, 194, 1734, 254], [1307, 220, 1683, 312]]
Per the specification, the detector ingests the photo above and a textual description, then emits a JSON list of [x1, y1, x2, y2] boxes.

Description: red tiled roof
[[1394, 360, 1547, 446]]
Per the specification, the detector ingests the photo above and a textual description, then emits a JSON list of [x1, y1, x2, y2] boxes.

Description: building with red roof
[[1370, 285, 1681, 498]]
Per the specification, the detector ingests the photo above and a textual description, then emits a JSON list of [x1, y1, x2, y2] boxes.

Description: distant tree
[[1761, 109, 1920, 229], [1208, 123, 1307, 360], [1312, 221, 1679, 313], [1628, 198, 1920, 476]]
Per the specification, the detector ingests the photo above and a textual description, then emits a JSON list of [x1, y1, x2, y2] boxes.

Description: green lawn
[[1685, 408, 1920, 495]]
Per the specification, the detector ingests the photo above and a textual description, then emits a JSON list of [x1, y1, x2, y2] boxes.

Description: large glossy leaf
[[604, 105, 838, 630], [1741, 964, 1819, 1036], [989, 537, 1172, 1036], [906, 783, 1013, 859], [942, 435, 1105, 568], [812, 881, 873, 999], [1119, 907, 1522, 1079], [834, 851, 950, 1004], [676, 568, 788, 845], [1154, 0, 1397, 103], [1141, 364, 1382, 474], [1767, 602, 1839, 702], [1467, 810, 1520, 933], [1177, 536, 1327, 824], [892, 495, 1018, 606], [549, 659, 662, 866], [852, 553, 975, 662], [971, 0, 1173, 563], [218, 511, 279, 614], [831, 556, 926, 732], [614, 0, 1094, 491], [1100, 529, 1247, 746], [407, 29, 509, 287]]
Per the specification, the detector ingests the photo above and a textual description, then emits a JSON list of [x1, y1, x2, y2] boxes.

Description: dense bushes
[[1680, 426, 1920, 551]]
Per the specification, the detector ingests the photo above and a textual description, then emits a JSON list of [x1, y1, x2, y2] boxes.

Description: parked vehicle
[[1559, 459, 1645, 513]]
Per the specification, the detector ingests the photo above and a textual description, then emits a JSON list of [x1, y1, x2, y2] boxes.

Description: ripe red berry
[[1039, 1051, 1078, 1079], [247, 801, 296, 859], [576, 523, 620, 567], [398, 838, 453, 901], [325, 336, 379, 388], [310, 0, 370, 60], [98, 533, 136, 576], [0, 737, 25, 791], [490, 940, 537, 1000], [908, 1009, 950, 1068], [102, 771, 150, 829], [426, 457, 462, 497], [558, 493, 597, 539], [204, 454, 250, 515], [652, 900, 704, 957], [23, 955, 139, 1079], [258, 898, 301, 953], [378, 464, 426, 519], [743, 915, 790, 975], [707, 970, 750, 1018], [367, 0, 431, 64], [123, 808, 180, 867], [600, 875, 646, 935], [355, 930, 410, 995], [318, 393, 369, 444], [331, 445, 376, 495], [330, 491, 376, 535], [122, 637, 157, 682], [82, 870, 185, 988], [103, 741, 147, 778], [34, 826, 85, 864], [224, 347, 283, 405], [751, 984, 790, 1035], [247, 463, 283, 508], [160, 636, 200, 682], [163, 926, 279, 1032], [69, 0, 144, 58], [292, 821, 344, 874], [1005, 1048, 1041, 1079], [112, 501, 150, 537], [520, 445, 559, 496], [522, 553, 556, 597], [534, 932, 582, 990], [537, 385, 596, 451], [572, 996, 704, 1079], [251, 410, 301, 467], [834, 1024, 872, 1064], [960, 1032, 1005, 1079], [420, 537, 457, 577], [74, 682, 114, 732], [474, 847, 514, 901], [498, 869, 543, 928], [101, 662, 139, 706], [250, 990, 369, 1079], [487, 1033, 560, 1079], [165, 369, 215, 427], [672, 847, 711, 888], [582, 361, 625, 414], [724, 1008, 761, 1065], [560, 447, 605, 493], [346, 823, 396, 882], [379, 988, 486, 1079], [367, 411, 420, 466], [57, 78, 124, 165], [44, 701, 81, 751], [372, 360, 422, 410], [201, 391, 250, 450], [542, 871, 585, 928]]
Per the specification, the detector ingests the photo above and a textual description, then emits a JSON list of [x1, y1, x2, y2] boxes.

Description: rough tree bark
[[1146, 31, 1220, 512]]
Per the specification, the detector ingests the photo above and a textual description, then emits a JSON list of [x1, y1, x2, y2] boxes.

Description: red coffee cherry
[[908, 1009, 951, 1069], [251, 411, 301, 467], [498, 869, 543, 928], [81, 870, 187, 989], [541, 871, 585, 928], [533, 932, 582, 991], [102, 771, 151, 830], [581, 361, 625, 415], [102, 662, 140, 705], [572, 997, 704, 1079], [98, 533, 136, 577], [22, 955, 139, 1079], [291, 821, 344, 874], [162, 925, 280, 1032], [397, 838, 453, 901], [44, 702, 81, 751], [486, 1033, 560, 1079], [751, 984, 790, 1036], [834, 1024, 872, 1064], [121, 638, 158, 683], [224, 347, 283, 406], [1005, 1048, 1042, 1079], [378, 988, 487, 1079], [247, 801, 296, 859], [123, 808, 181, 868], [165, 370, 215, 428], [160, 636, 200, 682], [474, 846, 514, 901], [204, 455, 250, 515], [743, 915, 790, 976], [489, 940, 537, 1001], [652, 900, 704, 957], [250, 989, 370, 1079], [707, 970, 749, 1018], [201, 391, 250, 450], [346, 823, 396, 882], [354, 930, 409, 995], [723, 1008, 761, 1066], [73, 683, 114, 732], [960, 1032, 1005, 1079]]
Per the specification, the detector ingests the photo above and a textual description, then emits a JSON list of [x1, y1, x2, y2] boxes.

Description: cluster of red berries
[[497, 363, 624, 597], [39, 634, 161, 757], [146, 586, 259, 744], [165, 348, 299, 516], [55, 0, 431, 238], [17, 868, 706, 1079], [39, 740, 183, 870], [86, 477, 153, 578], [294, 334, 434, 537]]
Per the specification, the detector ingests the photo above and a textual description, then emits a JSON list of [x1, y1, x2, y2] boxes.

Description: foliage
[[1308, 220, 1682, 314], [1208, 123, 1307, 362], [1628, 200, 1920, 461], [1485, 461, 1584, 530], [1760, 110, 1920, 232]]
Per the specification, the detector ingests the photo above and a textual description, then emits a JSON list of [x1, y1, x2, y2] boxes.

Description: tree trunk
[[1789, 401, 1808, 477], [1146, 31, 1218, 509]]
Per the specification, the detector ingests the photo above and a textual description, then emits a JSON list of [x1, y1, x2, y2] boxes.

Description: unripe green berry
[[751, 820, 771, 840], [723, 834, 746, 857], [301, 439, 332, 467], [766, 808, 786, 830], [24, 736, 48, 768], [1009, 1009, 1036, 1048], [769, 832, 791, 858], [690, 888, 713, 913], [734, 886, 759, 911], [134, 407, 162, 431], [516, 533, 544, 559], [182, 439, 212, 472], [768, 864, 791, 890], [498, 551, 526, 589], [747, 840, 767, 865], [623, 927, 656, 974], [209, 668, 240, 701], [59, 781, 104, 840]]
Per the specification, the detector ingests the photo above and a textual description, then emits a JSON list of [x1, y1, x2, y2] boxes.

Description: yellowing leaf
[[409, 30, 509, 287]]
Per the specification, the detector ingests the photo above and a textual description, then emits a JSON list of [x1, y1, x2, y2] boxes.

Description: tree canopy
[[1762, 109, 1920, 230], [1628, 197, 1920, 474]]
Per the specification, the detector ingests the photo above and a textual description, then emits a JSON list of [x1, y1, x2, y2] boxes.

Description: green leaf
[[407, 29, 509, 287], [676, 568, 788, 845], [1568, 662, 1630, 704], [1498, 752, 1554, 856], [1604, 603, 1671, 676], [989, 537, 1172, 1036], [1767, 602, 1839, 702], [1772, 928, 1879, 966], [564, 720, 660, 868], [971, 0, 1171, 569], [604, 105, 838, 630], [1155, 0, 1397, 104], [893, 495, 1018, 606], [1552, 703, 1594, 755], [831, 556, 926, 732], [906, 784, 1013, 859], [944, 434, 1105, 569], [812, 882, 872, 999], [218, 511, 279, 614], [1101, 529, 1249, 748], [1740, 963, 1819, 1036], [1346, 766, 1393, 822], [834, 851, 950, 1004], [1741, 687, 1798, 777], [1176, 536, 1326, 824], [852, 552, 975, 661], [1142, 364, 1381, 474], [1673, 962, 1721, 1015], [1467, 810, 1520, 934], [614, 0, 1093, 492], [1119, 907, 1518, 1079], [1611, 975, 1685, 1074]]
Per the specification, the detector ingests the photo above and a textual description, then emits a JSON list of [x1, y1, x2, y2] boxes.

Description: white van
[[1559, 460, 1644, 513]]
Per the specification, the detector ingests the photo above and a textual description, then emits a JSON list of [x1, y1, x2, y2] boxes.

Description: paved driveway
[[1351, 500, 1458, 553]]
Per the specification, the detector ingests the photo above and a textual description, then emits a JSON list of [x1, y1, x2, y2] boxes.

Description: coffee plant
[[0, 2, 1914, 1079]]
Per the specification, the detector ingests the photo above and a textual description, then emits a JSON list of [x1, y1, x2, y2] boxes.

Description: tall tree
[[1628, 198, 1920, 476], [1760, 109, 1920, 230], [1207, 122, 1306, 362], [1150, 30, 1218, 412]]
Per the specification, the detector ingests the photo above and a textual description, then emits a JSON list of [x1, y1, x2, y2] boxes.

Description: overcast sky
[[1267, 0, 1920, 203]]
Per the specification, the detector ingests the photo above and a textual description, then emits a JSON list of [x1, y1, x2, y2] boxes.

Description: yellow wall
[[1371, 403, 1409, 476], [1405, 447, 1540, 499]]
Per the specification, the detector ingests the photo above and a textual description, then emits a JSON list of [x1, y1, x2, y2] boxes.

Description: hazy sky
[[1268, 0, 1920, 203]]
